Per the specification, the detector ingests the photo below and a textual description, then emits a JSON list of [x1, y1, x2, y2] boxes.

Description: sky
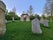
[[2, 0, 46, 16]]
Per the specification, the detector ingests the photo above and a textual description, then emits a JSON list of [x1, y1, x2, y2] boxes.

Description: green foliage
[[5, 11, 20, 20], [5, 15, 12, 20], [30, 15, 41, 20], [42, 15, 46, 19], [30, 15, 35, 20], [8, 12, 15, 17], [36, 15, 41, 20], [47, 16, 53, 22], [0, 21, 53, 40], [14, 15, 20, 20]]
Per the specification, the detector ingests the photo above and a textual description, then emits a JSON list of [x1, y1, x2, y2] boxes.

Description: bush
[[14, 16, 20, 20], [5, 15, 12, 20], [5, 14, 20, 20], [30, 15, 35, 20], [30, 15, 41, 20]]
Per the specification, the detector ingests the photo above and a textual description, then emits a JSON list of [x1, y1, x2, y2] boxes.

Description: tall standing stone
[[0, 1, 6, 35], [32, 18, 42, 34], [43, 19, 48, 27]]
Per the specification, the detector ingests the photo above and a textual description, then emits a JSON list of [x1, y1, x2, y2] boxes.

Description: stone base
[[0, 27, 6, 36]]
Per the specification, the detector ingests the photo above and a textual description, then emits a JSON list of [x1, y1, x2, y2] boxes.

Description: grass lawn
[[0, 21, 53, 40]]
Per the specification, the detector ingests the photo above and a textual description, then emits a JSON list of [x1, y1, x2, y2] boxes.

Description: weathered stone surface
[[0, 1, 6, 35], [20, 16, 24, 21], [12, 17, 14, 21], [40, 18, 44, 24], [43, 19, 48, 27], [32, 18, 42, 34], [0, 1, 6, 11], [20, 14, 30, 21], [26, 16, 30, 21]]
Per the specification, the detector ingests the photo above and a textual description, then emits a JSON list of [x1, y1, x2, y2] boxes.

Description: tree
[[8, 11, 15, 21], [30, 15, 35, 20], [42, 14, 46, 19], [14, 15, 20, 20], [11, 7, 16, 21], [5, 14, 12, 20], [5, 10, 12, 20], [43, 0, 53, 22], [35, 14, 41, 20], [28, 5, 33, 16]]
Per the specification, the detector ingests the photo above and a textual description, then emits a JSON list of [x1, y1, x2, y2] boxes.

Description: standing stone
[[32, 18, 42, 34], [20, 16, 24, 21], [40, 18, 44, 24], [12, 17, 14, 21], [43, 19, 48, 27], [26, 16, 30, 21], [0, 1, 6, 35]]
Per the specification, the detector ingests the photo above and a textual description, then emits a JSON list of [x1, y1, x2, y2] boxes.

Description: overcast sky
[[2, 0, 46, 16]]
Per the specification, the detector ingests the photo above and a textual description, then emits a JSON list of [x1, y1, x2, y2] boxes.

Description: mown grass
[[0, 21, 53, 40]]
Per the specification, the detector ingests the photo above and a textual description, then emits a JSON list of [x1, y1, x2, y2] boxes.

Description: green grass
[[0, 21, 53, 40]]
